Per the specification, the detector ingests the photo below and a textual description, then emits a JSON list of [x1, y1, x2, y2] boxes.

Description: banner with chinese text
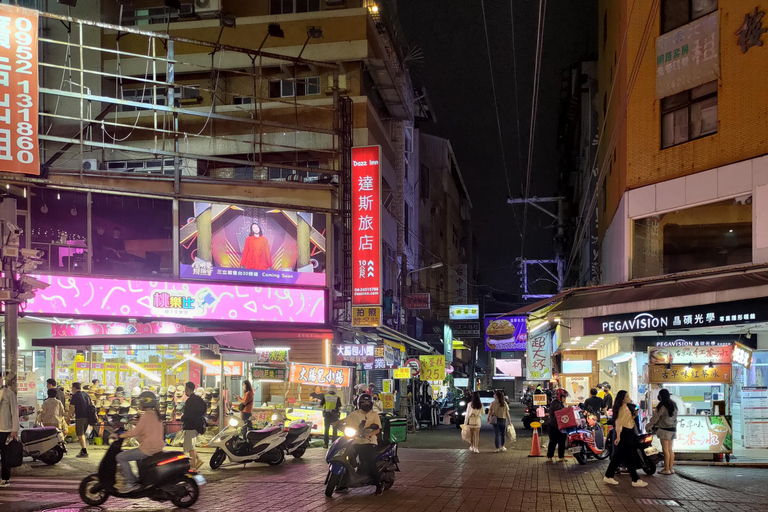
[[674, 415, 732, 453], [334, 343, 375, 364], [419, 355, 445, 382], [647, 344, 732, 365], [0, 5, 38, 175], [351, 146, 382, 305], [649, 364, 732, 384], [203, 360, 243, 377], [525, 330, 552, 380], [288, 363, 351, 387], [252, 366, 287, 381]]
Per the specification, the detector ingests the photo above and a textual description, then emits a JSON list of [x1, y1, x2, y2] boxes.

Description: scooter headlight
[[228, 418, 239, 427], [344, 427, 357, 438], [459, 401, 466, 406], [271, 414, 279, 421]]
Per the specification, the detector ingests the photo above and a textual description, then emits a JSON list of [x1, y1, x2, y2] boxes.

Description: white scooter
[[207, 415, 287, 470], [21, 426, 67, 465]]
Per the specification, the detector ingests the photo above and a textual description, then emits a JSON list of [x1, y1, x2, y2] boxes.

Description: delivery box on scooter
[[20, 427, 60, 456], [555, 407, 578, 430], [380, 415, 407, 443]]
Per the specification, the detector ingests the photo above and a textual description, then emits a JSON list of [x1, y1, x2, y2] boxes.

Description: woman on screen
[[241, 222, 272, 270]]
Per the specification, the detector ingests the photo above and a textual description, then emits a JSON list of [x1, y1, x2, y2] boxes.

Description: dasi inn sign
[[582, 298, 768, 336]]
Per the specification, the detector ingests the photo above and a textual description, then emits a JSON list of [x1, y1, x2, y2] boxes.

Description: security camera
[[19, 275, 50, 290], [20, 248, 44, 259]]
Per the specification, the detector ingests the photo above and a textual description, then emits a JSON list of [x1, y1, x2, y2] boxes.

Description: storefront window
[[30, 189, 88, 274], [632, 198, 752, 278]]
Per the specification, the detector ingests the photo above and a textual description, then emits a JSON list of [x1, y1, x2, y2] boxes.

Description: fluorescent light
[[324, 338, 330, 366], [170, 359, 188, 371], [529, 320, 550, 333], [184, 354, 217, 371], [127, 361, 161, 382], [255, 379, 283, 383], [573, 337, 581, 341], [597, 337, 604, 340], [255, 347, 291, 351], [570, 341, 578, 345]]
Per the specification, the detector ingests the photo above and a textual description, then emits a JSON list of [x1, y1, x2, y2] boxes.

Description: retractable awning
[[375, 326, 433, 354], [32, 331, 255, 351]]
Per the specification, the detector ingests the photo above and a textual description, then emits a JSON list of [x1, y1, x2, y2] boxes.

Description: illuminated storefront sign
[[25, 275, 326, 324], [252, 366, 287, 381], [203, 360, 243, 377], [733, 342, 754, 369], [674, 415, 732, 453], [484, 315, 527, 351], [253, 349, 289, 363], [351, 146, 382, 305], [351, 306, 381, 327], [526, 331, 552, 380], [335, 344, 375, 364], [288, 363, 351, 387], [0, 4, 39, 176], [649, 364, 732, 384], [419, 355, 445, 382], [648, 345, 732, 365], [449, 305, 479, 320]]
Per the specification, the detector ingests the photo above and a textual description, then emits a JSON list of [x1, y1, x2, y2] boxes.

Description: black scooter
[[78, 437, 205, 508]]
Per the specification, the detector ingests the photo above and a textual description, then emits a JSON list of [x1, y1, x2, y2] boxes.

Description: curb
[[675, 460, 768, 468]]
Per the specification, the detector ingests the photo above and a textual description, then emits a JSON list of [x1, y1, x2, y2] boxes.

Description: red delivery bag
[[555, 406, 578, 430]]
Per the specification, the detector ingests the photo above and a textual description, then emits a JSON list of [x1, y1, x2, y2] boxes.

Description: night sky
[[399, 0, 597, 300]]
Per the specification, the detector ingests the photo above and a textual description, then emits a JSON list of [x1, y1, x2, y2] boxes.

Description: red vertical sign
[[0, 5, 38, 175], [351, 146, 381, 305]]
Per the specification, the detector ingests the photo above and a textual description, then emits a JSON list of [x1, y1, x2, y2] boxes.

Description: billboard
[[351, 146, 382, 305], [484, 315, 527, 351], [449, 304, 479, 320], [25, 274, 326, 324], [179, 201, 326, 287], [0, 5, 39, 175], [493, 359, 522, 380]]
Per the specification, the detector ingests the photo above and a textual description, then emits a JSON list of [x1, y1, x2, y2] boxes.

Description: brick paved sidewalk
[[30, 438, 764, 512]]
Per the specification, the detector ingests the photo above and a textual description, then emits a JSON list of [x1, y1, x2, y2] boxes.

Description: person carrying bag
[[488, 390, 512, 452], [0, 370, 21, 487]]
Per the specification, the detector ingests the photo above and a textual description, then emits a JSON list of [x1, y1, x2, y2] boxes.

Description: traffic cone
[[528, 426, 543, 457]]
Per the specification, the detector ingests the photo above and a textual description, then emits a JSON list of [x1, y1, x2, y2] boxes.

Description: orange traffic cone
[[528, 423, 543, 457]]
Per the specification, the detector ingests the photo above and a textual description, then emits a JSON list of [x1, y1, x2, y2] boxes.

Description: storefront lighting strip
[[254, 347, 291, 351], [127, 361, 161, 382], [184, 354, 218, 372], [255, 379, 283, 383], [324, 339, 330, 366], [529, 320, 550, 333]]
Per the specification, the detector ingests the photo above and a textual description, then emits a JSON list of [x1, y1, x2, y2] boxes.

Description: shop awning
[[375, 326, 433, 354], [32, 331, 255, 351]]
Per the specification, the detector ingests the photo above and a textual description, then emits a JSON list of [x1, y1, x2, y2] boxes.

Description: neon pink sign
[[51, 321, 199, 338], [26, 275, 326, 324]]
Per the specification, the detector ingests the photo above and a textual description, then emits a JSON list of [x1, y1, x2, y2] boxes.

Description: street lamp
[[407, 262, 443, 276]]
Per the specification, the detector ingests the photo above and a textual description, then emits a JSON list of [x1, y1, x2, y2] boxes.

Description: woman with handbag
[[603, 390, 648, 487], [234, 380, 254, 426], [39, 387, 67, 430], [488, 390, 512, 452], [463, 392, 483, 453], [646, 388, 677, 475], [0, 370, 20, 487]]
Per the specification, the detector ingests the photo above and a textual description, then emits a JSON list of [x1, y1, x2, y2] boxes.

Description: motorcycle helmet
[[556, 389, 569, 401], [358, 393, 373, 412], [137, 391, 158, 410]]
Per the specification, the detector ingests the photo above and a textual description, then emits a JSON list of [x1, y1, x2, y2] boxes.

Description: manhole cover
[[635, 499, 680, 507]]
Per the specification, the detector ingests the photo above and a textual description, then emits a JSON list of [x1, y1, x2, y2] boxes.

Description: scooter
[[636, 432, 662, 475], [208, 414, 287, 469], [522, 401, 548, 430], [324, 421, 400, 497], [269, 408, 313, 458], [78, 437, 204, 508], [564, 410, 610, 464], [21, 426, 67, 465]]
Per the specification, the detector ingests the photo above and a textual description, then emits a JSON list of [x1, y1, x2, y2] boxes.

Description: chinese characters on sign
[[393, 367, 411, 379], [655, 10, 720, 100], [253, 349, 289, 364], [648, 345, 732, 365], [289, 363, 351, 387], [202, 360, 243, 377], [405, 293, 430, 309], [525, 331, 552, 380], [674, 415, 732, 453], [449, 304, 479, 320], [351, 306, 382, 327], [351, 146, 382, 305], [449, 264, 468, 304], [252, 366, 287, 381], [419, 355, 445, 382], [649, 364, 732, 384], [733, 342, 754, 369], [736, 7, 767, 53], [0, 5, 38, 176], [335, 343, 375, 364]]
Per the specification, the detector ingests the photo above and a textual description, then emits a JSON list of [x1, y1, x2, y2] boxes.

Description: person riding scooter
[[333, 393, 384, 495], [116, 391, 165, 493]]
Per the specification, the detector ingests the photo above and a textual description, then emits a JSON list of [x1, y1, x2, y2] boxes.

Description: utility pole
[[507, 196, 565, 299]]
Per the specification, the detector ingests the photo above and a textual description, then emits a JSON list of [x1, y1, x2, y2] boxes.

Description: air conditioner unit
[[194, 0, 220, 13], [82, 159, 99, 171], [179, 3, 196, 18]]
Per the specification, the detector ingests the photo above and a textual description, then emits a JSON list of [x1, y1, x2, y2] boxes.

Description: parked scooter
[[208, 415, 287, 469], [324, 422, 400, 497], [522, 400, 548, 430], [635, 432, 662, 475], [21, 426, 67, 465], [79, 437, 204, 508], [564, 410, 610, 464]]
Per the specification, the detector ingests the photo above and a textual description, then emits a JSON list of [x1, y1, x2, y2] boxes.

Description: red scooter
[[563, 408, 610, 464]]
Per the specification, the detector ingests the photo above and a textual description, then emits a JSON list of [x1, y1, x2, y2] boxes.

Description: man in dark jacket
[[546, 389, 569, 462], [46, 379, 66, 407], [68, 382, 90, 458], [602, 384, 614, 411], [584, 388, 604, 415], [181, 382, 206, 471]]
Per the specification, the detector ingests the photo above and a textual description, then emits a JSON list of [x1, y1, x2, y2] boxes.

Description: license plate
[[644, 447, 659, 456], [568, 446, 582, 454], [193, 474, 207, 486]]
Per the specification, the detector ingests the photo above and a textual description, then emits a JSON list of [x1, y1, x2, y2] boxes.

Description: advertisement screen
[[484, 315, 527, 351], [179, 201, 326, 287], [494, 359, 522, 379], [562, 360, 593, 374], [453, 377, 469, 387]]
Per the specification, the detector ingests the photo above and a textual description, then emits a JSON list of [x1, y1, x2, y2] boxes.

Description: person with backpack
[[0, 370, 20, 487], [39, 388, 67, 430], [68, 382, 92, 458], [181, 382, 206, 472]]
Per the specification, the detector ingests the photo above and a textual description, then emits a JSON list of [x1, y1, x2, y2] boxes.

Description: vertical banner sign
[[449, 264, 468, 304], [0, 5, 38, 175], [351, 146, 382, 305], [526, 331, 552, 380]]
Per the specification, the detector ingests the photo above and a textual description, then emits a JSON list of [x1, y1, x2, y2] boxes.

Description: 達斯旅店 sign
[[351, 146, 382, 305], [649, 364, 732, 384]]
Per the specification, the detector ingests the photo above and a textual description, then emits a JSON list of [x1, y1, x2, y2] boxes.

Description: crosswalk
[[0, 477, 82, 510]]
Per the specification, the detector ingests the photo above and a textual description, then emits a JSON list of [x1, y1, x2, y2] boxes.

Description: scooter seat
[[288, 423, 311, 435], [21, 427, 59, 443], [246, 426, 281, 443]]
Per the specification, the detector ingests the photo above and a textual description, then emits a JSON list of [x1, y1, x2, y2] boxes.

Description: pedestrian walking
[[603, 390, 648, 487], [181, 382, 206, 472], [646, 388, 677, 475], [464, 391, 483, 453], [46, 378, 66, 406], [39, 388, 67, 429], [0, 370, 20, 487], [546, 389, 569, 462], [488, 390, 511, 452], [67, 382, 91, 458], [321, 385, 342, 448]]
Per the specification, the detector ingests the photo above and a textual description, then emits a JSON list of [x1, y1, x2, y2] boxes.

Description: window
[[661, 0, 717, 33], [419, 165, 430, 199], [270, 0, 321, 14], [268, 77, 321, 98], [233, 96, 254, 105], [661, 81, 717, 148], [119, 87, 180, 112]]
